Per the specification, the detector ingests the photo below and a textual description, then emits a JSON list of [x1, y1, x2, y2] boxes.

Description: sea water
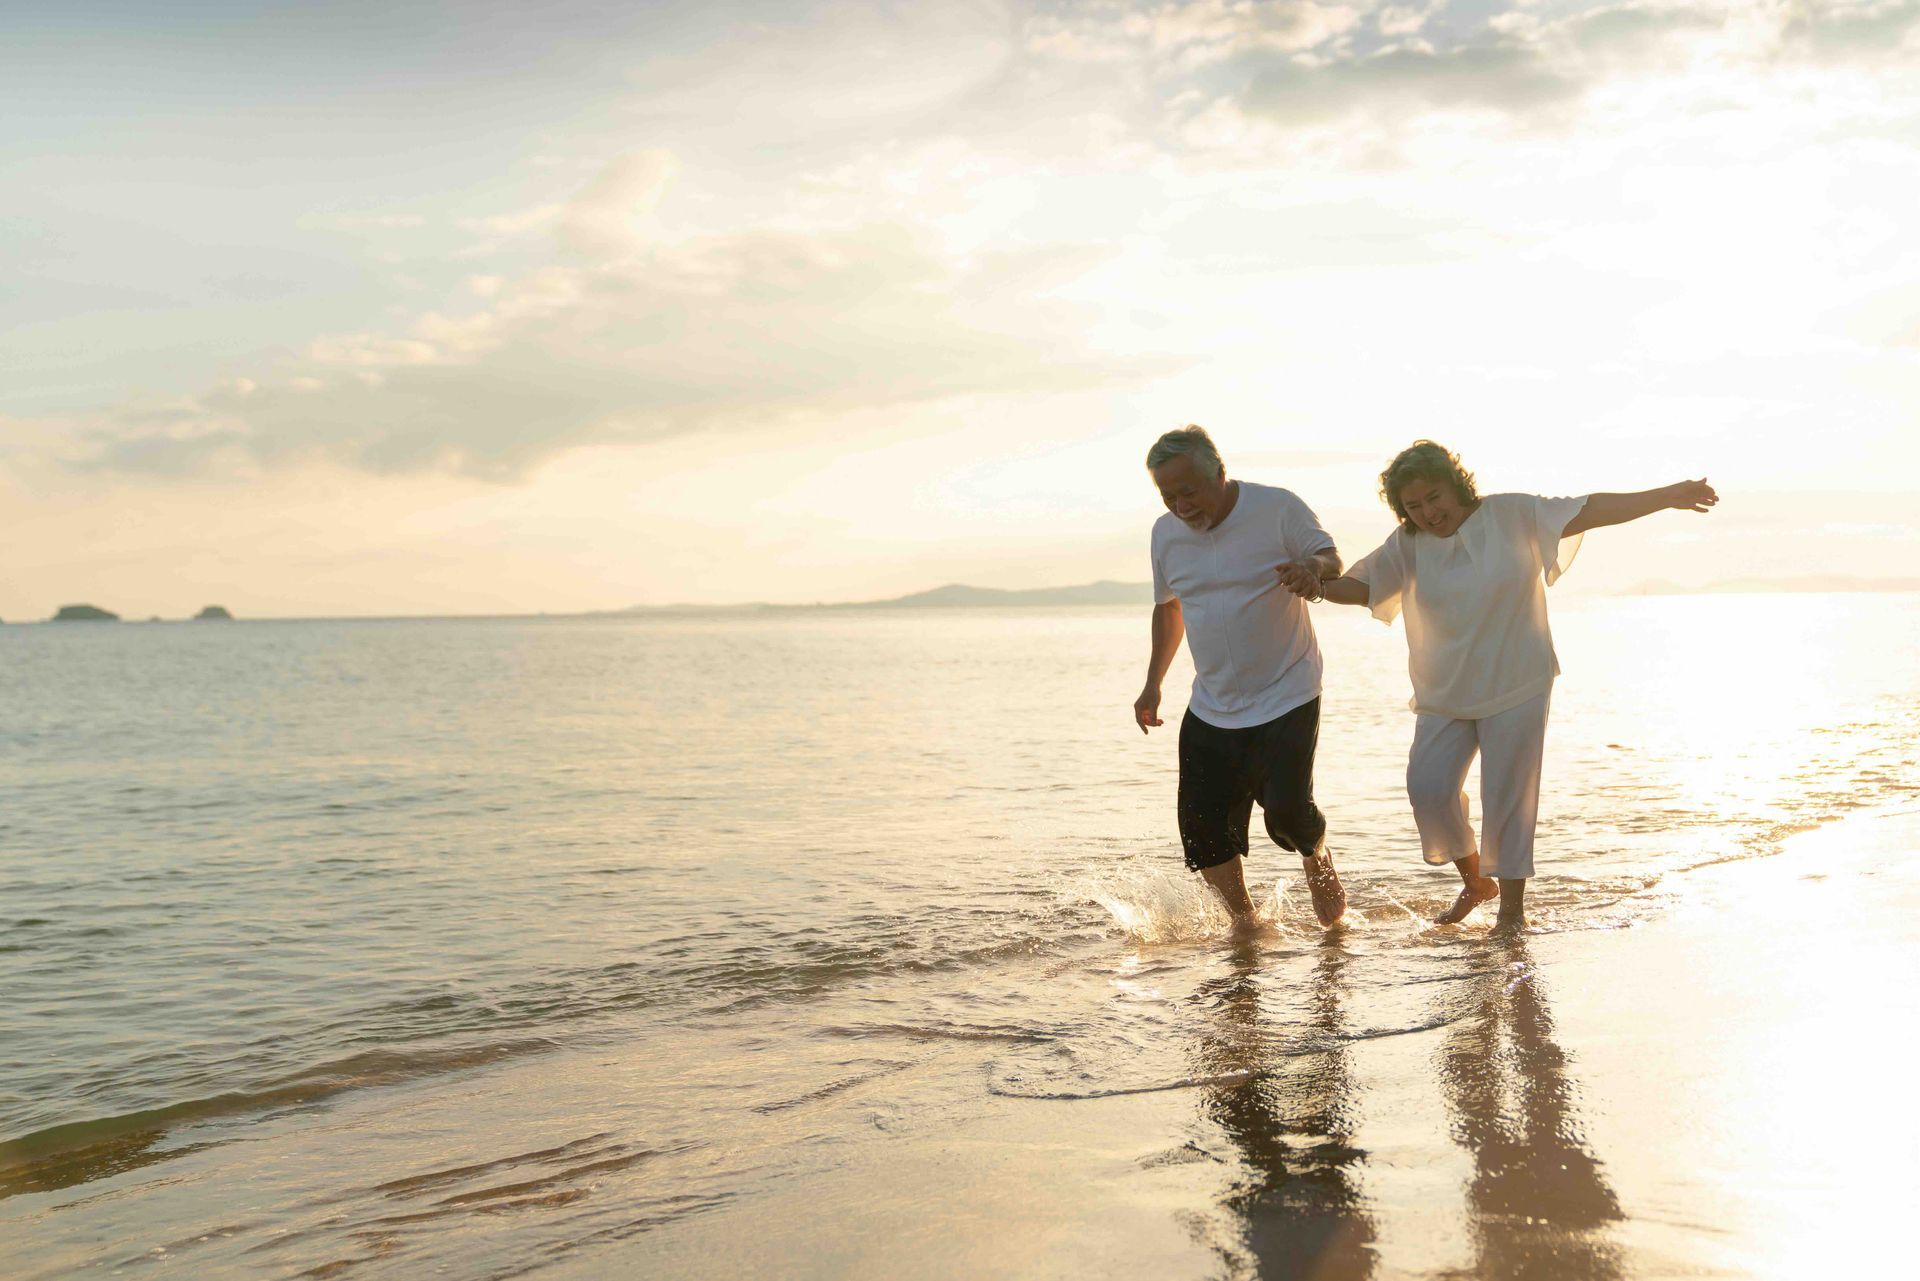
[[2, 596, 1916, 1276]]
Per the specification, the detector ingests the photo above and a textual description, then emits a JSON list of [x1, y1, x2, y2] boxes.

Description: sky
[[5, 0, 1920, 618]]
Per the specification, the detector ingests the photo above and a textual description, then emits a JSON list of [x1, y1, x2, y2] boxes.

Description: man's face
[[1152, 454, 1229, 529], [1397, 477, 1471, 537]]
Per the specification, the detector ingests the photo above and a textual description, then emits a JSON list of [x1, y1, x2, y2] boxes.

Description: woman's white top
[[1348, 493, 1589, 720]]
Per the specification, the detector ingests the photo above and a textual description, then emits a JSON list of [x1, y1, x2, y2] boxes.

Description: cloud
[[558, 150, 677, 257], [453, 151, 675, 259], [1241, 39, 1575, 124], [38, 1, 1920, 497], [1222, 0, 1920, 130], [78, 429, 250, 477], [1028, 1, 1366, 66], [62, 398, 253, 478], [1221, 4, 1728, 129], [1375, 3, 1436, 38], [457, 204, 563, 236], [1021, 0, 1920, 148], [1779, 0, 1920, 60], [66, 222, 1164, 482], [308, 334, 442, 367]]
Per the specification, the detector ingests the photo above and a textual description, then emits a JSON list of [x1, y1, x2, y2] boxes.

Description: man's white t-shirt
[[1150, 481, 1337, 730], [1347, 493, 1589, 720]]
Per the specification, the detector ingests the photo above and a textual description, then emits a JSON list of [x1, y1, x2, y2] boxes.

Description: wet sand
[[9, 807, 1917, 1279], [601, 806, 1920, 1280]]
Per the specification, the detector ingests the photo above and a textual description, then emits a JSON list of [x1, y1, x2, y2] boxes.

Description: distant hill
[[616, 580, 1154, 615], [194, 605, 236, 621], [826, 580, 1153, 610], [614, 574, 1918, 617]]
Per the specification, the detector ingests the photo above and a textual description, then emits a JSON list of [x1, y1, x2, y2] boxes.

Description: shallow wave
[[824, 1021, 1059, 1044], [991, 1067, 1263, 1101], [227, 1132, 715, 1281], [0, 1036, 558, 1198], [749, 1060, 915, 1114]]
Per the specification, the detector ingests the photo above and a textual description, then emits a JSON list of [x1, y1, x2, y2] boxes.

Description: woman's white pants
[[1407, 688, 1551, 880]]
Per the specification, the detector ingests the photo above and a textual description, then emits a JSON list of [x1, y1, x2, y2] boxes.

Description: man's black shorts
[[1177, 697, 1326, 871]]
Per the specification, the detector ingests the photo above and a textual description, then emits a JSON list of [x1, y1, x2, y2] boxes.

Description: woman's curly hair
[[1380, 440, 1479, 533]]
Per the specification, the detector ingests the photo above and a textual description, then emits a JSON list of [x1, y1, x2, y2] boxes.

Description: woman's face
[[1398, 476, 1473, 537]]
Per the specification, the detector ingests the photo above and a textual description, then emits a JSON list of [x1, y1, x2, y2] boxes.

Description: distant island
[[52, 603, 119, 622], [39, 603, 238, 623]]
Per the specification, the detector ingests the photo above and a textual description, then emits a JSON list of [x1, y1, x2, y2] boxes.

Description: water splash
[[1084, 866, 1237, 944]]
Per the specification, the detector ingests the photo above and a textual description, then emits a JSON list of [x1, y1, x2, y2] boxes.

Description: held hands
[[1667, 479, 1718, 512], [1275, 561, 1324, 601], [1134, 686, 1163, 734]]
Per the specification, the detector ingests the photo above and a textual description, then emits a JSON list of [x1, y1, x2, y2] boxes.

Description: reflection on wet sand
[[1436, 940, 1622, 1280], [1190, 941, 1376, 1279]]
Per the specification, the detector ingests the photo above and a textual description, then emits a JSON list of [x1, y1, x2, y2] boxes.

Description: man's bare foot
[[1435, 877, 1499, 925], [1489, 910, 1527, 938], [1227, 912, 1271, 941], [1303, 851, 1346, 926]]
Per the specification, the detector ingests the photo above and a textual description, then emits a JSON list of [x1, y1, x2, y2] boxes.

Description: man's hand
[[1275, 561, 1323, 600], [1134, 686, 1164, 734], [1665, 478, 1718, 512]]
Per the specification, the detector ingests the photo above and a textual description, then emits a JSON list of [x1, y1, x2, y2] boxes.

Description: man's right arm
[[1134, 598, 1184, 733]]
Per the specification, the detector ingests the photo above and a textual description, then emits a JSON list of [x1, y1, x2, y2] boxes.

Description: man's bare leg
[[1436, 853, 1499, 925], [1199, 856, 1263, 936], [1302, 846, 1346, 926], [1491, 878, 1527, 935]]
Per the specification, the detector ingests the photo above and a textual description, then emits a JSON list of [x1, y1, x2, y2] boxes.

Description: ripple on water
[[0, 1036, 562, 1200]]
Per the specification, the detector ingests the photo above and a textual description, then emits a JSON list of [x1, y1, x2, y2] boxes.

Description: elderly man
[[1134, 426, 1348, 930]]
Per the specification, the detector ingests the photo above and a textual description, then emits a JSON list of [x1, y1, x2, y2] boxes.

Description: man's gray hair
[[1146, 425, 1224, 478]]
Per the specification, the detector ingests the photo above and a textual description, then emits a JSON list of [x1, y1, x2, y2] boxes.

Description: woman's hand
[[1665, 479, 1718, 512], [1567, 480, 1720, 536]]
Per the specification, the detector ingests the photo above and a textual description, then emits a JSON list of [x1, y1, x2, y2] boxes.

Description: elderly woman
[[1304, 441, 1717, 932]]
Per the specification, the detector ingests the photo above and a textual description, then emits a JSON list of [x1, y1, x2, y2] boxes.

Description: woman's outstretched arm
[[1563, 480, 1717, 536], [1316, 576, 1371, 607]]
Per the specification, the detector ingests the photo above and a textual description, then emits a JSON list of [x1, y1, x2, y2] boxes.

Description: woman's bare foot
[[1435, 877, 1498, 925], [1489, 911, 1527, 938], [1490, 879, 1527, 935], [1304, 850, 1346, 926]]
